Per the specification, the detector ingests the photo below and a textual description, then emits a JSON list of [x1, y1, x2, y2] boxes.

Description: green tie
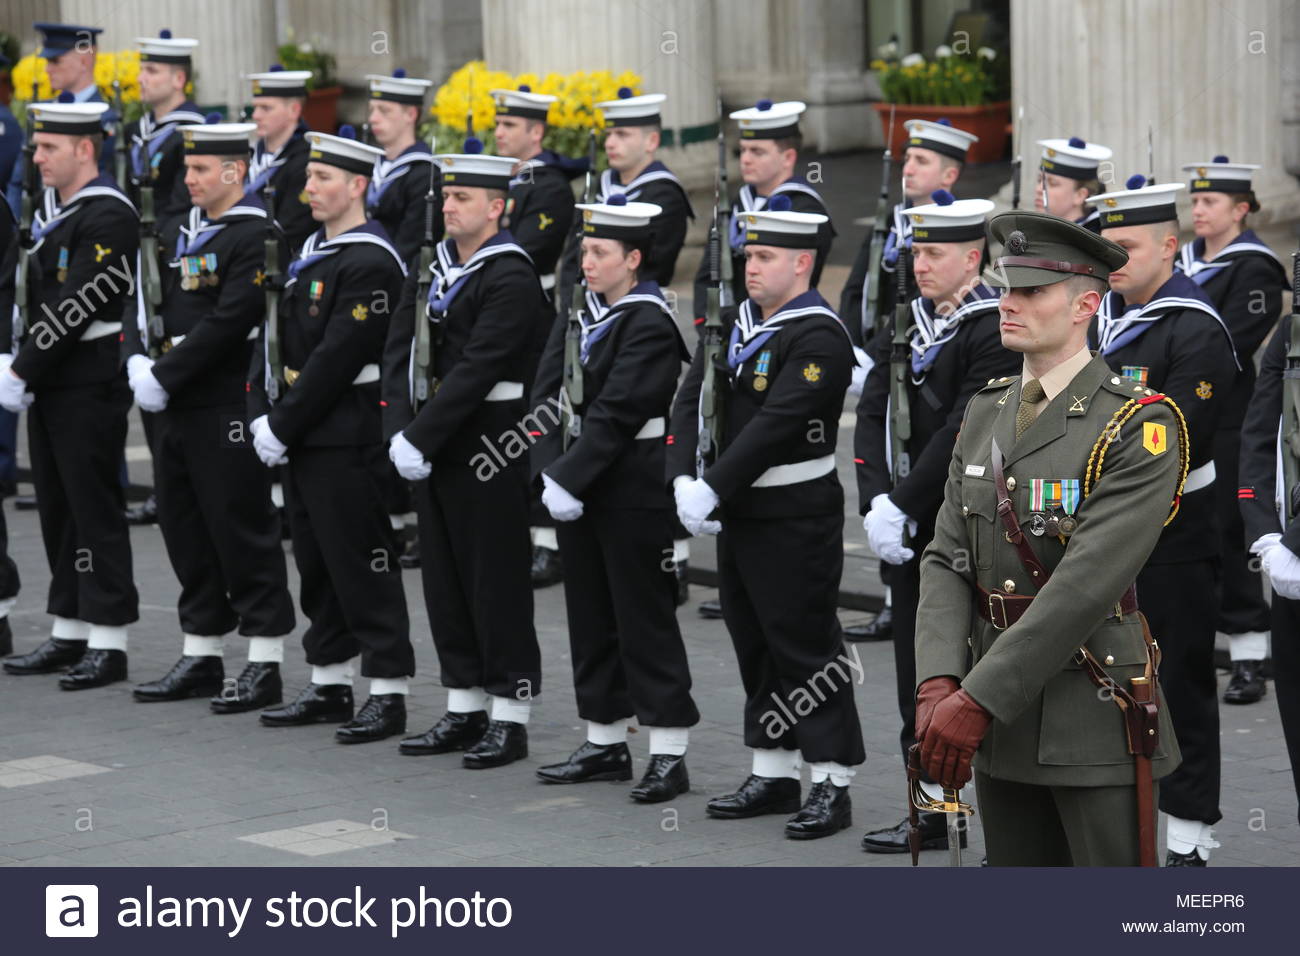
[[1016, 378, 1045, 439]]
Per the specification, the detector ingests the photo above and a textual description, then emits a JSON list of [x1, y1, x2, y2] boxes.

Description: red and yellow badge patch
[[1142, 421, 1167, 456]]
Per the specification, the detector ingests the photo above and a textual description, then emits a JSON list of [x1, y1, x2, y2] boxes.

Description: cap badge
[[1197, 166, 1206, 177], [1006, 230, 1028, 255], [1103, 198, 1118, 207], [1046, 147, 1056, 157]]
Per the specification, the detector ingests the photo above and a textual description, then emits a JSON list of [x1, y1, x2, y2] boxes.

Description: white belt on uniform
[[352, 363, 380, 385], [751, 454, 836, 488], [635, 417, 665, 439], [167, 328, 259, 347], [540, 273, 557, 292], [80, 320, 121, 341], [1183, 461, 1216, 493], [485, 380, 524, 401]]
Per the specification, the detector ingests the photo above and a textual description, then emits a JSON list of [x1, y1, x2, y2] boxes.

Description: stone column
[[482, 0, 717, 190], [1004, 0, 1298, 225]]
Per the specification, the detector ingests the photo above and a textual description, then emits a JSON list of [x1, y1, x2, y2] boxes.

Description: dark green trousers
[[975, 771, 1157, 866]]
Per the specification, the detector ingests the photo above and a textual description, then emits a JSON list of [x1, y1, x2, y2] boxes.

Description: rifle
[[1010, 105, 1023, 210], [262, 184, 285, 401], [716, 93, 734, 311], [411, 123, 440, 413], [14, 76, 39, 347], [1282, 242, 1300, 522], [560, 128, 598, 450], [889, 246, 913, 486], [133, 107, 165, 358], [863, 102, 895, 340], [112, 80, 128, 191], [1146, 123, 1155, 186], [697, 105, 729, 473]]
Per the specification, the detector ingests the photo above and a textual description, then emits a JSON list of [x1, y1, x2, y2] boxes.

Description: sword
[[907, 747, 974, 867]]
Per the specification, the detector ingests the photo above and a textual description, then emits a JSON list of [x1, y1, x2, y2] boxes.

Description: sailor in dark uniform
[[32, 23, 117, 175], [530, 196, 699, 801], [491, 85, 580, 588], [670, 203, 865, 839], [839, 117, 976, 642], [245, 66, 316, 253], [1238, 305, 1300, 827], [123, 31, 205, 229], [1089, 176, 1238, 865], [1176, 157, 1287, 705], [385, 142, 546, 769], [364, 69, 438, 265], [0, 99, 138, 688], [1033, 136, 1112, 234], [248, 127, 413, 744], [854, 191, 1020, 854], [125, 120, 296, 712]]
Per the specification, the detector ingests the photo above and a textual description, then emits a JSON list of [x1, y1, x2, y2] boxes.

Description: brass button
[[1105, 654, 1115, 665], [1006, 476, 1017, 492], [1003, 579, 1016, 593]]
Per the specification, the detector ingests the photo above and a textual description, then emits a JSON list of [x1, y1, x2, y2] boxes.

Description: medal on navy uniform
[[753, 349, 771, 392], [308, 278, 324, 316], [1058, 478, 1080, 536], [57, 247, 69, 282]]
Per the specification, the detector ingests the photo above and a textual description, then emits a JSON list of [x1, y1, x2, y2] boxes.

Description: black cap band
[[141, 51, 191, 66], [1097, 203, 1178, 228], [371, 90, 424, 107], [1041, 157, 1098, 181], [907, 135, 966, 161], [32, 116, 102, 135], [739, 122, 799, 141], [495, 104, 548, 122], [308, 148, 373, 176], [1189, 177, 1254, 194], [184, 140, 250, 157], [911, 222, 987, 243], [440, 170, 510, 190]]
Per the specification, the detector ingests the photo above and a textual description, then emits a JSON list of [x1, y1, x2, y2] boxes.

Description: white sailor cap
[[491, 85, 556, 122], [137, 29, 197, 65], [577, 195, 662, 240], [28, 96, 109, 135], [1181, 155, 1260, 195], [907, 190, 993, 243], [306, 125, 383, 176], [181, 118, 256, 156], [730, 99, 805, 140], [435, 137, 517, 190], [738, 196, 826, 248], [1092, 176, 1185, 229], [367, 69, 433, 106], [595, 88, 663, 127], [903, 118, 979, 161], [246, 66, 313, 98], [1038, 136, 1112, 180]]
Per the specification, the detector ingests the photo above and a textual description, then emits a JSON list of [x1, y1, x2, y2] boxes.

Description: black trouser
[[555, 507, 698, 727], [717, 511, 865, 766], [0, 491, 18, 601], [283, 444, 412, 678], [889, 543, 925, 764], [1272, 594, 1300, 825], [1141, 560, 1222, 824], [154, 403, 294, 638], [1214, 425, 1271, 635], [415, 456, 540, 700], [28, 380, 138, 624]]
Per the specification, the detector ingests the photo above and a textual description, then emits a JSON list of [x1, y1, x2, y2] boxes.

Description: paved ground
[[2, 150, 1297, 868]]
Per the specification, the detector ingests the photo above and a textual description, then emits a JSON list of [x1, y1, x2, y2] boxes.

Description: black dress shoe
[[1223, 660, 1266, 704], [399, 710, 489, 754], [124, 494, 159, 525], [698, 598, 723, 620], [463, 719, 528, 768], [785, 780, 852, 840], [13, 493, 38, 511], [706, 774, 802, 819], [59, 649, 127, 690], [132, 655, 224, 702], [0, 617, 11, 658], [3, 637, 86, 674], [260, 683, 354, 726], [674, 561, 689, 607], [210, 662, 283, 714], [631, 754, 690, 803], [861, 811, 964, 853], [530, 545, 563, 588], [844, 605, 893, 642], [336, 693, 407, 744], [1165, 848, 1208, 867], [537, 741, 633, 784], [399, 537, 421, 569]]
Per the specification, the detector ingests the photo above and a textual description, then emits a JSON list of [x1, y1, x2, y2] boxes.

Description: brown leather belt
[[976, 582, 1139, 630]]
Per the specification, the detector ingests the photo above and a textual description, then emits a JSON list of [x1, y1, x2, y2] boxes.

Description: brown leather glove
[[919, 689, 993, 789], [914, 676, 960, 744]]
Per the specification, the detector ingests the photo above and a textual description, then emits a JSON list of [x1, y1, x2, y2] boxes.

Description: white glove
[[0, 362, 32, 413], [675, 475, 721, 536], [1254, 534, 1300, 601], [127, 355, 169, 412], [250, 414, 289, 467], [389, 431, 431, 481], [848, 346, 873, 397], [865, 492, 917, 565], [541, 473, 583, 522]]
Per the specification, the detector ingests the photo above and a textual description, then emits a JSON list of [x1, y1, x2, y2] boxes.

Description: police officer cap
[[984, 210, 1127, 289]]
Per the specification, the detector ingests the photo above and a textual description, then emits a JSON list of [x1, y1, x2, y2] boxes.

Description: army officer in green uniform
[[914, 212, 1186, 866]]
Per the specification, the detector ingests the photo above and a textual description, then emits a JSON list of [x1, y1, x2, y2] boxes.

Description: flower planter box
[[303, 85, 342, 133], [872, 100, 1010, 164]]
